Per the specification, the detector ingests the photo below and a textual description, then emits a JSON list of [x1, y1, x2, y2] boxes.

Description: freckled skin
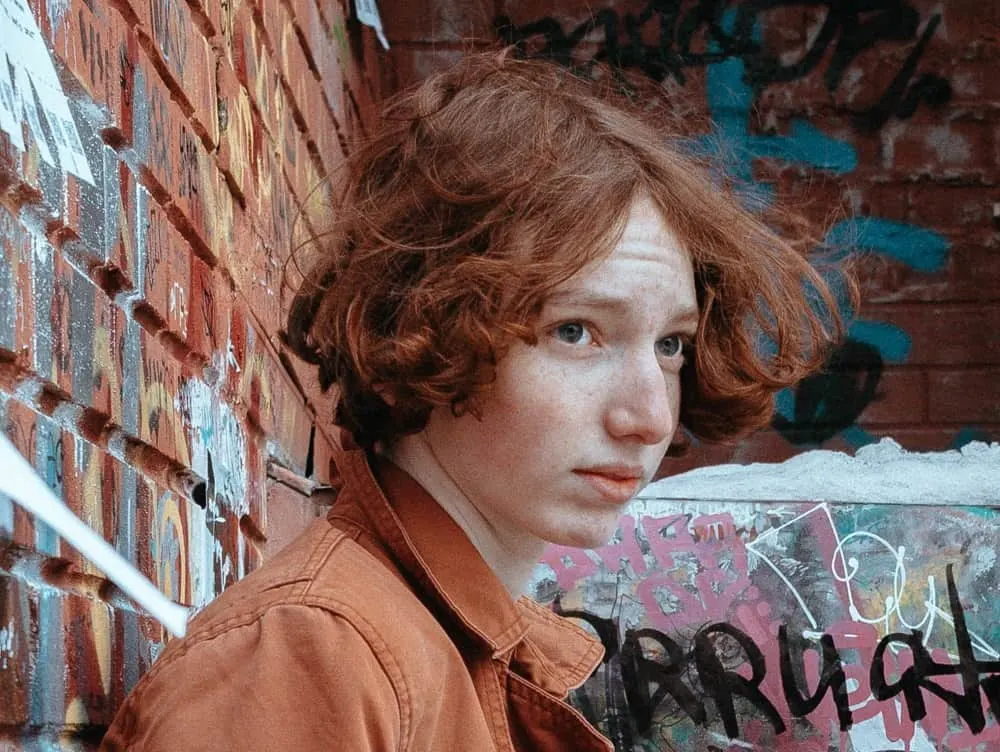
[[389, 197, 698, 591]]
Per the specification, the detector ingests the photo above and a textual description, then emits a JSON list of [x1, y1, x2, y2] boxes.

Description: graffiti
[[561, 566, 1000, 743], [496, 0, 951, 131], [773, 338, 883, 445], [535, 498, 1000, 750]]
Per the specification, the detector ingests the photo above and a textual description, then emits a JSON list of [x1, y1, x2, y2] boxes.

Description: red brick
[[134, 0, 219, 146], [186, 256, 231, 364], [0, 400, 45, 550], [230, 3, 284, 140], [936, 3, 1000, 46], [862, 303, 1000, 366], [270, 7, 324, 137], [384, 44, 465, 93], [82, 281, 119, 421], [281, 116, 310, 206], [130, 47, 181, 202], [0, 572, 31, 725], [317, 0, 350, 120], [47, 0, 136, 135], [941, 58, 1000, 106], [858, 426, 996, 452], [205, 166, 238, 269], [262, 478, 320, 558], [228, 229, 280, 337], [855, 368, 927, 425], [389, 0, 517, 44], [856, 181, 910, 222], [140, 200, 192, 341], [215, 59, 261, 207], [44, 252, 69, 392], [950, 239, 1000, 301], [888, 120, 994, 175], [0, 208, 35, 362], [928, 368, 1000, 423], [129, 48, 219, 262], [855, 251, 951, 304], [310, 420, 342, 485], [172, 123, 220, 263], [137, 326, 188, 464], [240, 340, 312, 468], [246, 147, 294, 261], [108, 165, 149, 290], [907, 182, 999, 232]]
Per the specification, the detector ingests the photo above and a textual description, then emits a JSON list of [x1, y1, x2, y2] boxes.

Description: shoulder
[[104, 520, 463, 751]]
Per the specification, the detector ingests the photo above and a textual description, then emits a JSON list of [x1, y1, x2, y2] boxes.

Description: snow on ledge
[[640, 438, 1000, 506]]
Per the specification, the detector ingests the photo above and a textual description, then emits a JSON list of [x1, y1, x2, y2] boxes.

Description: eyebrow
[[545, 291, 700, 330]]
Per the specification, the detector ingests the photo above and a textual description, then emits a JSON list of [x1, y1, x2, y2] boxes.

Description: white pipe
[[0, 433, 189, 638]]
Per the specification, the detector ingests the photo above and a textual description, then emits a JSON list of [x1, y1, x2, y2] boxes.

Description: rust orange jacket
[[100, 449, 613, 751]]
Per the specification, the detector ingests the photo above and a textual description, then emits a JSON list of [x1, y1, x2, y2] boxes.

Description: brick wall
[[1, 0, 998, 745], [0, 0, 382, 744], [383, 0, 1000, 473]]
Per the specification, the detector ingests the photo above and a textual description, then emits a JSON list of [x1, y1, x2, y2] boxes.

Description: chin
[[543, 516, 622, 550]]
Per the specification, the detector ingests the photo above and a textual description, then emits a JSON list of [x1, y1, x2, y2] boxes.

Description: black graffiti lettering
[[497, 0, 950, 129], [554, 602, 620, 662], [870, 630, 930, 722], [772, 338, 883, 445], [869, 564, 1000, 734], [778, 625, 853, 730], [694, 623, 786, 738], [621, 628, 706, 732], [563, 567, 1000, 741], [849, 13, 950, 130]]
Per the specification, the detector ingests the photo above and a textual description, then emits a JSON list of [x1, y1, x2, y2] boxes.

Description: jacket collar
[[329, 448, 603, 696]]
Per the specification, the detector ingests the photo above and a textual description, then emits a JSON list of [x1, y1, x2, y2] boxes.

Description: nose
[[604, 350, 679, 446]]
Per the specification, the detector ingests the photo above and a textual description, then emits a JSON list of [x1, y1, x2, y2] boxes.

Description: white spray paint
[[0, 620, 13, 669]]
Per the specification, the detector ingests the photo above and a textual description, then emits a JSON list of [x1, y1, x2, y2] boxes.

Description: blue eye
[[555, 322, 592, 345], [656, 335, 684, 359]]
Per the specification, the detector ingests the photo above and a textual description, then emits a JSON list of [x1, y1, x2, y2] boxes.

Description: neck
[[384, 436, 546, 598]]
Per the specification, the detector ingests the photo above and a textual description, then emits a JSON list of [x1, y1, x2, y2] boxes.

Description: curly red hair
[[284, 50, 847, 450]]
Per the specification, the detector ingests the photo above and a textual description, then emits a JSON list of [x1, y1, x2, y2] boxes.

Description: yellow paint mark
[[156, 491, 188, 604], [64, 695, 89, 726], [90, 600, 112, 696]]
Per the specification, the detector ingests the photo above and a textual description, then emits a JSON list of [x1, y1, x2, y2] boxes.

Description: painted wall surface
[[0, 0, 381, 745], [534, 492, 1000, 751], [384, 0, 1000, 471]]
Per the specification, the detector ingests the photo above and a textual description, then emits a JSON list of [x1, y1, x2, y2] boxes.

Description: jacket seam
[[297, 594, 413, 751], [126, 598, 411, 751]]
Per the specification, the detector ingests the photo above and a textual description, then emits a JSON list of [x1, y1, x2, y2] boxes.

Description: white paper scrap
[[0, 433, 189, 638], [355, 0, 389, 50], [0, 0, 95, 183]]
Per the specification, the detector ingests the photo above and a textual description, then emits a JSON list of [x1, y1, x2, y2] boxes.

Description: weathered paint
[[536, 497, 1000, 751]]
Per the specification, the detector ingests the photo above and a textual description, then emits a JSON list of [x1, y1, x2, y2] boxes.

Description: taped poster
[[0, 0, 95, 183]]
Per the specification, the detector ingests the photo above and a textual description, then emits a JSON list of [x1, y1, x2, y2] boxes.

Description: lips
[[574, 467, 644, 505]]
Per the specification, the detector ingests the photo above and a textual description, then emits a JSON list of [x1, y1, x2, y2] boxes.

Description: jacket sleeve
[[101, 604, 404, 752]]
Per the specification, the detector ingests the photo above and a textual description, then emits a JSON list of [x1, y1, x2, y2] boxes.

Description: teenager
[[101, 50, 843, 751]]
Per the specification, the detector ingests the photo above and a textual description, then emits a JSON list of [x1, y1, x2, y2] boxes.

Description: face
[[409, 197, 698, 549]]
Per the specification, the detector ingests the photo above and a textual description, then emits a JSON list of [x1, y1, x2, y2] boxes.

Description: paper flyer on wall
[[0, 0, 95, 184]]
